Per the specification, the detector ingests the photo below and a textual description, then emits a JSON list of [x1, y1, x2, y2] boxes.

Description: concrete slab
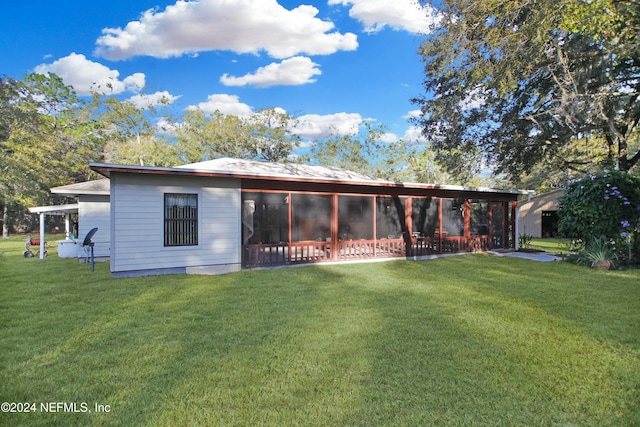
[[488, 250, 563, 262]]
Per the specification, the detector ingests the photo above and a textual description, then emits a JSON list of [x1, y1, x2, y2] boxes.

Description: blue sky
[[2, 0, 441, 149]]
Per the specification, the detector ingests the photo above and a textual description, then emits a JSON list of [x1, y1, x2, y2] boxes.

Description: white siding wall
[[78, 195, 110, 258], [517, 191, 562, 238], [110, 173, 241, 275]]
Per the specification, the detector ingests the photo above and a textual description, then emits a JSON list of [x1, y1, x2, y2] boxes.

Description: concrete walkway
[[487, 250, 563, 262]]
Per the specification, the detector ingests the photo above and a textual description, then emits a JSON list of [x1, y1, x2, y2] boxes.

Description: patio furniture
[[24, 237, 48, 258]]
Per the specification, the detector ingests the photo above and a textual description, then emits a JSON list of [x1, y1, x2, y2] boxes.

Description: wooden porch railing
[[242, 235, 493, 268]]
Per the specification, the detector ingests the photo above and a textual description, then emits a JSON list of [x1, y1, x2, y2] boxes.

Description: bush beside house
[[558, 171, 640, 267]]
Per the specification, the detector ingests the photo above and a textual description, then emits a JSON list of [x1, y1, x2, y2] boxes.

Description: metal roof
[[50, 179, 110, 196], [177, 157, 383, 182], [90, 158, 531, 197]]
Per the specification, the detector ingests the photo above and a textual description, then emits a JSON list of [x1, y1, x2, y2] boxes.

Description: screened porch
[[241, 191, 513, 268]]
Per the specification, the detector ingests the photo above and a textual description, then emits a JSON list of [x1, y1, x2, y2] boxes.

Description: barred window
[[164, 193, 198, 246]]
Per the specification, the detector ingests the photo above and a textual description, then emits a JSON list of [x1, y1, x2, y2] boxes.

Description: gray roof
[[90, 158, 531, 196], [50, 179, 110, 196], [177, 158, 383, 182]]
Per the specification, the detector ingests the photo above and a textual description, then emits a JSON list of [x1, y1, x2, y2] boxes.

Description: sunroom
[[239, 176, 518, 268]]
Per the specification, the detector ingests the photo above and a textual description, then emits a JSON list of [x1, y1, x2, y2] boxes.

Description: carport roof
[[28, 204, 79, 215]]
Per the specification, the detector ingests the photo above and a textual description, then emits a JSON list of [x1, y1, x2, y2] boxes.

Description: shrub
[[558, 171, 640, 264], [518, 233, 533, 249], [577, 236, 617, 269]]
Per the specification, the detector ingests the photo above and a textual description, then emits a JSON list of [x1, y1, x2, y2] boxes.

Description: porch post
[[489, 202, 494, 246], [437, 198, 443, 253], [502, 201, 508, 249], [39, 212, 45, 260], [373, 195, 377, 257], [65, 213, 71, 237], [463, 199, 471, 240], [405, 197, 412, 256], [287, 192, 292, 263], [331, 194, 339, 261], [511, 201, 517, 249]]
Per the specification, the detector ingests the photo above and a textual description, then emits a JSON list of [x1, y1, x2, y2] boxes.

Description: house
[[89, 158, 529, 277], [516, 189, 563, 239]]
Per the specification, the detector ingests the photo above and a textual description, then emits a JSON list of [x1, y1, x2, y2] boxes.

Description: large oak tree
[[413, 0, 640, 184]]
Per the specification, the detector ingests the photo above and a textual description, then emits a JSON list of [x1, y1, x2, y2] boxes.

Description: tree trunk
[[2, 204, 9, 240]]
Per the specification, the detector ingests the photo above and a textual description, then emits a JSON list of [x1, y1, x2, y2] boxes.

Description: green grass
[[1, 235, 639, 426], [528, 237, 573, 255]]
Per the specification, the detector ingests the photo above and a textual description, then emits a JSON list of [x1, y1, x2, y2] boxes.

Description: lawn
[[528, 237, 572, 255], [1, 236, 639, 426]]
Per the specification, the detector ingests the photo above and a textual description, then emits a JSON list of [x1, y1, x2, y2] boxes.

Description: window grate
[[164, 193, 198, 246]]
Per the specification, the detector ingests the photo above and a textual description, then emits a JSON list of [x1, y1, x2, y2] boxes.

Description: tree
[[174, 108, 298, 164], [413, 0, 640, 184], [248, 108, 300, 162], [0, 74, 80, 237], [1, 73, 120, 237], [175, 109, 255, 163], [558, 171, 640, 263], [303, 123, 425, 182], [101, 97, 178, 167]]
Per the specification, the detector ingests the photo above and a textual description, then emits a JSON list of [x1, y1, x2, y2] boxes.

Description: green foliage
[[302, 122, 447, 183], [518, 233, 534, 249], [558, 171, 640, 263], [1, 73, 103, 235], [577, 235, 618, 268], [413, 0, 640, 182], [175, 107, 298, 163], [249, 108, 300, 162], [101, 97, 179, 167]]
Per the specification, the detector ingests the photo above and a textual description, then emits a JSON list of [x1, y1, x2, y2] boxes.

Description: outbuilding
[[90, 158, 529, 277], [516, 189, 563, 239], [26, 179, 110, 260]]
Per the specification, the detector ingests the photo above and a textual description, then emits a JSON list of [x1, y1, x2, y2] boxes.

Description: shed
[[516, 189, 563, 239]]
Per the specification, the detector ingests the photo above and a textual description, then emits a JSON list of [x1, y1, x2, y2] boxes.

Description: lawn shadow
[[342, 258, 640, 426]]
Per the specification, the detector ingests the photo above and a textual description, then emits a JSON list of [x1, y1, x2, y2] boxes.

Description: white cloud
[[33, 53, 145, 96], [459, 86, 488, 111], [290, 112, 363, 139], [379, 132, 399, 143], [187, 94, 254, 117], [403, 109, 423, 120], [328, 0, 441, 34], [95, 0, 358, 60], [220, 56, 321, 88], [401, 125, 427, 145], [156, 117, 187, 135], [128, 91, 180, 109]]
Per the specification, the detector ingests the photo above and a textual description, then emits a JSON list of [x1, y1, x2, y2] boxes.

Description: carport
[[27, 204, 79, 259]]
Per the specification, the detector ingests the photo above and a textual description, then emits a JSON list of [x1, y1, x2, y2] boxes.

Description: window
[[164, 193, 198, 246]]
